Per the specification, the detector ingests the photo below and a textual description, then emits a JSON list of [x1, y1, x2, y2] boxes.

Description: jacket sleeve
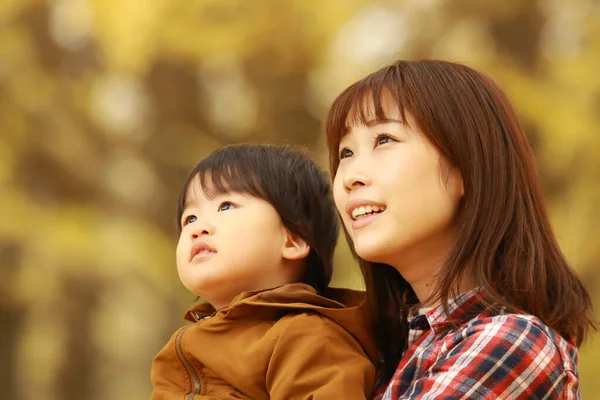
[[266, 313, 376, 400]]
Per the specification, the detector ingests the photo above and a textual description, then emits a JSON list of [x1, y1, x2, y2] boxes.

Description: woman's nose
[[342, 163, 371, 193]]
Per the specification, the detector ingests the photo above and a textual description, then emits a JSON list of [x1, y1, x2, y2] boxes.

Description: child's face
[[176, 176, 302, 309]]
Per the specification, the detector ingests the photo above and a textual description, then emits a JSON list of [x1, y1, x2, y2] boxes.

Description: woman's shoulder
[[457, 310, 578, 373]]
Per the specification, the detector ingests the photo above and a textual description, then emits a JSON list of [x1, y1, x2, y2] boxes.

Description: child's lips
[[190, 241, 217, 261]]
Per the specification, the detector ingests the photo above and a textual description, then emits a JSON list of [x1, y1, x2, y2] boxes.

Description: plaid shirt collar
[[408, 288, 488, 335]]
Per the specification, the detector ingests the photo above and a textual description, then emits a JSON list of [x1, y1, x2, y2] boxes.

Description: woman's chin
[[353, 239, 393, 265]]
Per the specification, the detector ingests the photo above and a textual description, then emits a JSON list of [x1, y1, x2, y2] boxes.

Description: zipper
[[175, 325, 201, 399]]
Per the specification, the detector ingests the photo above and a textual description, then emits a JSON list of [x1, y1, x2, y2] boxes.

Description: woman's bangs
[[325, 69, 407, 172]]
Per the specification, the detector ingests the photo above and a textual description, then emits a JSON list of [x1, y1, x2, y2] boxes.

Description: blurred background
[[1, 0, 599, 398]]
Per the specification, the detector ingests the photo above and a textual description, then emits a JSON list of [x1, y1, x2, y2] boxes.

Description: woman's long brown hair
[[325, 60, 596, 379]]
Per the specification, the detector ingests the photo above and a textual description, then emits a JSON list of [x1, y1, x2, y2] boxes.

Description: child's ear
[[281, 230, 310, 261]]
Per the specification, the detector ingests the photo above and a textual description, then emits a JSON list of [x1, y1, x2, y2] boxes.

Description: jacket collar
[[185, 283, 349, 320], [184, 283, 377, 363]]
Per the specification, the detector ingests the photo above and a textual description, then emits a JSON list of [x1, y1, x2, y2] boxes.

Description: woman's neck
[[388, 229, 472, 305]]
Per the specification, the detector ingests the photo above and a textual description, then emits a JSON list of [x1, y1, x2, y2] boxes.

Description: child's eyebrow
[[183, 197, 199, 209]]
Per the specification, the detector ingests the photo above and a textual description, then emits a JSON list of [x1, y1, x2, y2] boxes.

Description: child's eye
[[183, 215, 197, 226], [339, 148, 353, 160], [218, 202, 235, 211], [375, 134, 395, 147]]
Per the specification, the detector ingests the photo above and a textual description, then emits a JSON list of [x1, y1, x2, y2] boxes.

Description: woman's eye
[[183, 215, 197, 226], [339, 148, 353, 160], [218, 202, 234, 211], [375, 134, 394, 146]]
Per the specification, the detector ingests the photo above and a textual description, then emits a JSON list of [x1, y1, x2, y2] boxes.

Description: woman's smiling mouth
[[351, 204, 386, 220], [345, 199, 387, 229]]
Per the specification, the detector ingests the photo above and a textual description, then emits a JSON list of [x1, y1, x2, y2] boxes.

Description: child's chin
[[184, 279, 216, 297]]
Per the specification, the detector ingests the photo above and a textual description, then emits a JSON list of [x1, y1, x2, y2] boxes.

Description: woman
[[325, 60, 596, 399]]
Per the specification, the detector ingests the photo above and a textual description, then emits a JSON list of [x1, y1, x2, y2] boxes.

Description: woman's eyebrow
[[344, 117, 403, 133], [365, 117, 403, 127]]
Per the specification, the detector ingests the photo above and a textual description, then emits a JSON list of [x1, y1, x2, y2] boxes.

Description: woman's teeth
[[351, 205, 386, 220]]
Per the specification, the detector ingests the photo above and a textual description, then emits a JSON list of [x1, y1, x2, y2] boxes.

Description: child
[[151, 144, 376, 400]]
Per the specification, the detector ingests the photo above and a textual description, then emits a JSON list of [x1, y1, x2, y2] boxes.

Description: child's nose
[[191, 229, 210, 239], [190, 220, 215, 239]]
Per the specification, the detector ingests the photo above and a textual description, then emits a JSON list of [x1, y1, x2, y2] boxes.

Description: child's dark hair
[[177, 143, 339, 295]]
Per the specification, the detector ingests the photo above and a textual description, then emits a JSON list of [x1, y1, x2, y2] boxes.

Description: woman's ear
[[442, 161, 464, 200], [281, 230, 310, 261], [457, 171, 464, 197]]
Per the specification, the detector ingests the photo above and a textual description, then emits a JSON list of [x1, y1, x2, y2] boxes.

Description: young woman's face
[[332, 94, 464, 281]]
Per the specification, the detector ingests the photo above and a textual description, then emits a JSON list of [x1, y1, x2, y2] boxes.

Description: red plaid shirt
[[375, 290, 580, 399]]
